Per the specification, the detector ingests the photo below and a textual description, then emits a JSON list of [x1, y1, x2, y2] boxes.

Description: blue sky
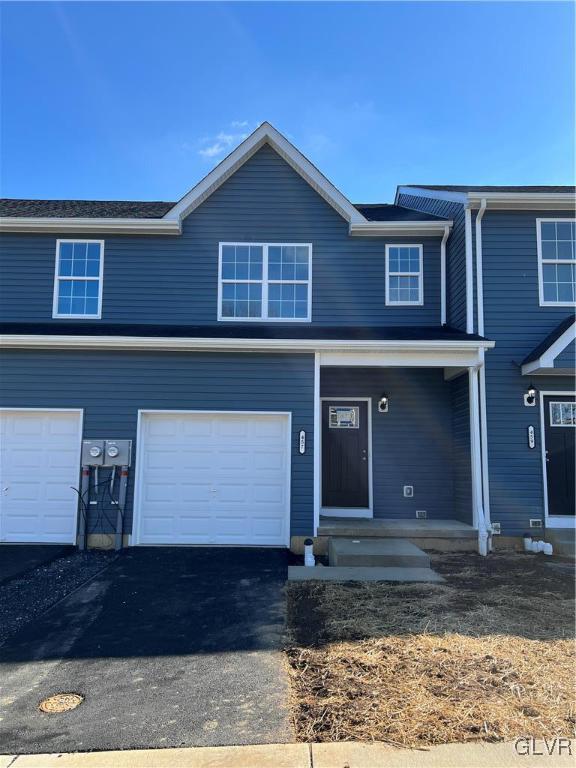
[[1, 1, 574, 203]]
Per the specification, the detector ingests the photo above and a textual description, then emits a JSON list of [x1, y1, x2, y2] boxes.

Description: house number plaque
[[299, 430, 306, 454], [527, 425, 535, 449]]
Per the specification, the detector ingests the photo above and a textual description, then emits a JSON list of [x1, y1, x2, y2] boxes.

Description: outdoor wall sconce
[[524, 384, 537, 407], [378, 394, 389, 413]]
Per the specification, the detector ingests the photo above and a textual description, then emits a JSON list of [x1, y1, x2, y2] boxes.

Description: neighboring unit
[[0, 123, 574, 553]]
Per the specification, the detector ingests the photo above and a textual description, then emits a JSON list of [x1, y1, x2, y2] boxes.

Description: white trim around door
[[539, 391, 576, 529], [131, 409, 292, 547], [320, 397, 373, 519]]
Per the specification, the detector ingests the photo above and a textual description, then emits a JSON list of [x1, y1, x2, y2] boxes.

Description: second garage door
[[135, 412, 291, 546]]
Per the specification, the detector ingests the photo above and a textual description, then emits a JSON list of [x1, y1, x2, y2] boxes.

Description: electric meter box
[[81, 439, 105, 466], [104, 440, 132, 467]]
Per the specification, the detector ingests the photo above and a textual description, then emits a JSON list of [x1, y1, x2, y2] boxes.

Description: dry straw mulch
[[285, 553, 576, 747]]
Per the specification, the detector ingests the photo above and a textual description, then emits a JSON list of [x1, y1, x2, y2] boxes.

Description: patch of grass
[[285, 553, 576, 746]]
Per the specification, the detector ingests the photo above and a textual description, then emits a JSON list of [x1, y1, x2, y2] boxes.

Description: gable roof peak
[[164, 122, 367, 226]]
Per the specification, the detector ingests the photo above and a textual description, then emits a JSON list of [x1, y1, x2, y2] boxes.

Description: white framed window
[[218, 242, 312, 321], [385, 244, 423, 306], [550, 401, 576, 426], [53, 239, 104, 319], [537, 219, 576, 306]]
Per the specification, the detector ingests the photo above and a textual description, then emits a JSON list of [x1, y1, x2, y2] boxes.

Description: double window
[[385, 244, 423, 305], [218, 243, 311, 321], [537, 219, 576, 306], [53, 240, 104, 318]]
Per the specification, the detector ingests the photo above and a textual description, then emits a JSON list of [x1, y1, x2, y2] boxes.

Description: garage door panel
[[1, 411, 81, 544], [137, 413, 290, 546]]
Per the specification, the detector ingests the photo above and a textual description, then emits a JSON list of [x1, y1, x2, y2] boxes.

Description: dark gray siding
[[321, 367, 472, 523], [0, 350, 315, 537], [554, 338, 575, 368], [450, 373, 472, 523], [0, 146, 443, 327], [397, 192, 468, 331], [482, 209, 575, 535]]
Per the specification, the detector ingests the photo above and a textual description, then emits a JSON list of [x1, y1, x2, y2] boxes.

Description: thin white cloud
[[198, 122, 257, 159]]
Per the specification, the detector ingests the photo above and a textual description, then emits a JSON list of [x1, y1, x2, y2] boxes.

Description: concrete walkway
[[2, 740, 573, 767]]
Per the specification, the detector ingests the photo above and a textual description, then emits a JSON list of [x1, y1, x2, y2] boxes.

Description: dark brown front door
[[322, 400, 369, 508], [544, 395, 576, 518]]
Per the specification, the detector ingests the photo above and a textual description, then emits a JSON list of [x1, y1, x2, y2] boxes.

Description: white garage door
[[135, 412, 291, 546], [0, 410, 82, 543]]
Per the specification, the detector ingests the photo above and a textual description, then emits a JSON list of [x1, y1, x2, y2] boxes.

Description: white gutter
[[0, 218, 181, 235], [0, 334, 495, 353], [440, 224, 449, 325], [464, 207, 474, 333], [475, 199, 487, 336], [467, 192, 576, 209], [350, 220, 453, 237]]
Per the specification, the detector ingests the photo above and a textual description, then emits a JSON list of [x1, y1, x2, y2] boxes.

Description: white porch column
[[469, 366, 488, 555], [313, 352, 321, 536]]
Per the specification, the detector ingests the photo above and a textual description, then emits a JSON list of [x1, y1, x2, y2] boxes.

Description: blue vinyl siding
[[554, 338, 575, 368], [397, 192, 468, 330], [0, 146, 443, 327], [320, 367, 472, 523], [450, 373, 472, 524], [481, 209, 575, 535], [0, 350, 315, 537]]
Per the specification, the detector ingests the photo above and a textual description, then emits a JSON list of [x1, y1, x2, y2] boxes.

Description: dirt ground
[[285, 552, 575, 747]]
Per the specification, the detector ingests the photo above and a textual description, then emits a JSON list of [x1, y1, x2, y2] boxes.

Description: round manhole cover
[[39, 693, 84, 713]]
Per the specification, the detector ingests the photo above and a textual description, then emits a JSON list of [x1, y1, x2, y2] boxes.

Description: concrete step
[[328, 537, 430, 568], [288, 565, 444, 583]]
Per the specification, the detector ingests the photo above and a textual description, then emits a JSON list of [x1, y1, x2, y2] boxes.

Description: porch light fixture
[[524, 384, 537, 407], [378, 394, 389, 413]]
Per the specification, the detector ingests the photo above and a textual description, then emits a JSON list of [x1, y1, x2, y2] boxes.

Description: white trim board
[[320, 397, 373, 518], [522, 319, 576, 376], [0, 335, 494, 356], [539, 391, 576, 530], [131, 409, 292, 547]]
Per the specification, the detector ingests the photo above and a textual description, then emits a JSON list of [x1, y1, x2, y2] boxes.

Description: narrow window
[[53, 240, 104, 318], [538, 220, 576, 306], [219, 243, 311, 321], [386, 245, 423, 305]]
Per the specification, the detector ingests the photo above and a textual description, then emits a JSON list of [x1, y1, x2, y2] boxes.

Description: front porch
[[311, 345, 490, 555]]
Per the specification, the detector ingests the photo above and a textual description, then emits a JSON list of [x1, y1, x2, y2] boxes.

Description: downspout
[[440, 225, 449, 325], [475, 198, 493, 552], [464, 207, 474, 333]]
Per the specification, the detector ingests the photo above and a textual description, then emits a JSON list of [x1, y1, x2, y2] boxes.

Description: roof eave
[[467, 192, 576, 210], [0, 217, 182, 235], [349, 220, 453, 237]]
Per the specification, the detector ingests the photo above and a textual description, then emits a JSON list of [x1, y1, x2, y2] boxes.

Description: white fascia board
[[467, 192, 576, 210], [0, 218, 181, 235], [0, 334, 495, 353], [165, 122, 367, 226], [349, 220, 453, 237], [521, 319, 576, 375], [395, 186, 468, 205]]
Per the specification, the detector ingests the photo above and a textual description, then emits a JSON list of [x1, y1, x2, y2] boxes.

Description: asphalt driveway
[[0, 547, 292, 754], [0, 545, 74, 585]]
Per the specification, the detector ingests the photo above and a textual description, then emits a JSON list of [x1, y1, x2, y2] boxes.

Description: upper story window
[[218, 243, 311, 321], [53, 240, 104, 318], [537, 219, 575, 306], [385, 244, 423, 306]]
